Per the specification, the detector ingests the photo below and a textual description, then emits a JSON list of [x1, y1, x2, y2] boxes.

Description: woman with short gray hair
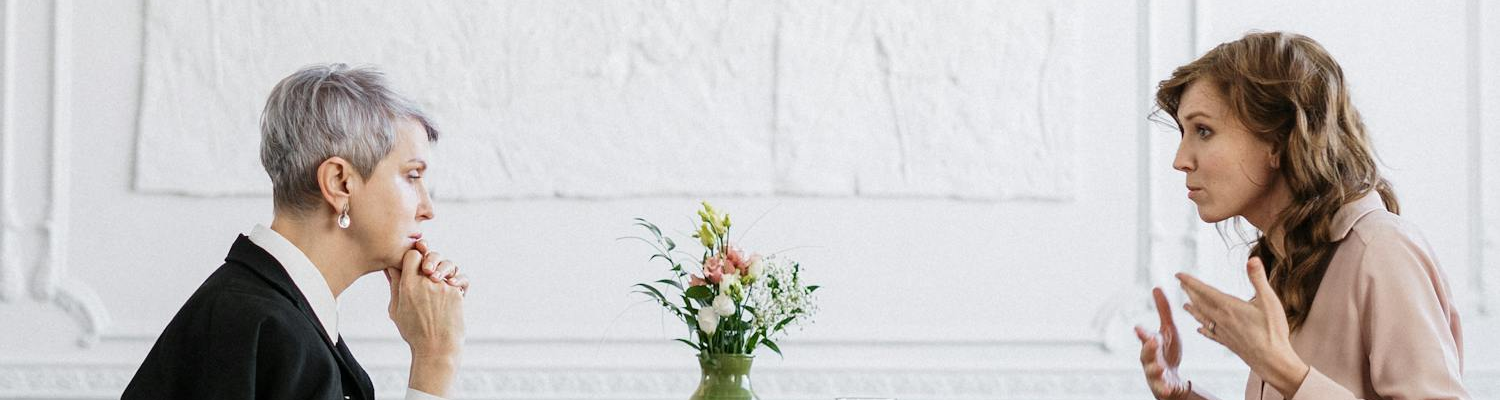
[[125, 64, 470, 400]]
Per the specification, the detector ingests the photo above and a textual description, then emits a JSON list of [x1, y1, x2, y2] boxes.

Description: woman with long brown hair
[[1133, 32, 1468, 399]]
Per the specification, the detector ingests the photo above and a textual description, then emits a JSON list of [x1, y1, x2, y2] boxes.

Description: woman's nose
[[1172, 142, 1194, 173], [417, 191, 436, 221]]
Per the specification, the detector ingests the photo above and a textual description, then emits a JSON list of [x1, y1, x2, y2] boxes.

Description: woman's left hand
[[1177, 257, 1309, 398], [413, 240, 471, 295]]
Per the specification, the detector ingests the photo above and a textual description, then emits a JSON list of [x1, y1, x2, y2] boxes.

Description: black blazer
[[122, 235, 375, 400]]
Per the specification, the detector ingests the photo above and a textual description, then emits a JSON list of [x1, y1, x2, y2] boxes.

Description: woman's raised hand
[[384, 245, 467, 396], [413, 240, 470, 294], [1135, 287, 1191, 400], [1177, 257, 1307, 397]]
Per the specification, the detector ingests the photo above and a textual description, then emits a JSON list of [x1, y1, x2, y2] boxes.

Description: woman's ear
[[317, 157, 360, 214], [1267, 146, 1282, 170]]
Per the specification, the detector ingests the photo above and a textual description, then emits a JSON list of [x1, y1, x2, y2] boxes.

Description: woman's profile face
[[1172, 80, 1281, 224], [349, 118, 436, 270]]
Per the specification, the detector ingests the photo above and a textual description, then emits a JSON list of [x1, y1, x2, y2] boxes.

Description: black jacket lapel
[[337, 337, 377, 399], [225, 235, 373, 400]]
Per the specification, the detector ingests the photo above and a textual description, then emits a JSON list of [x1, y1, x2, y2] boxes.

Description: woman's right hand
[[385, 244, 467, 396], [1135, 287, 1190, 400]]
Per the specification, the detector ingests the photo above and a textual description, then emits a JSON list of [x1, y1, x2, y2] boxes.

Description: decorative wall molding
[[0, 0, 21, 302], [1094, 0, 1152, 354], [1485, 0, 1500, 317], [1474, 0, 1499, 317], [0, 0, 109, 347], [41, 0, 106, 348], [1464, 0, 1489, 316], [37, 0, 70, 301], [2, 363, 1495, 399], [0, 365, 1223, 399], [1094, 0, 1201, 354], [1489, 220, 1499, 316], [0, 364, 135, 399], [103, 334, 1108, 348]]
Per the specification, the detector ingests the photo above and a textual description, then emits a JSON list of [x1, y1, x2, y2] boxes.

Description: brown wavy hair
[[1154, 32, 1399, 331]]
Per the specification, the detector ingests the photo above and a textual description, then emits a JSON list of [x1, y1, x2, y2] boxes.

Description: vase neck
[[698, 354, 754, 375]]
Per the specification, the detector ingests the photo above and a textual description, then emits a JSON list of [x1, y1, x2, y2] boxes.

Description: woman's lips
[[1187, 187, 1203, 200]]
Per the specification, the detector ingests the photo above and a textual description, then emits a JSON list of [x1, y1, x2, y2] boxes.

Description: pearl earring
[[337, 205, 351, 229]]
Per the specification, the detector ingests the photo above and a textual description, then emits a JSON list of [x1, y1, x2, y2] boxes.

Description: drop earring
[[337, 205, 351, 229]]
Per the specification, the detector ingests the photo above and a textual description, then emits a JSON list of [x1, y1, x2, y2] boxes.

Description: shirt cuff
[[1291, 367, 1355, 400], [405, 388, 447, 400], [1183, 380, 1220, 400]]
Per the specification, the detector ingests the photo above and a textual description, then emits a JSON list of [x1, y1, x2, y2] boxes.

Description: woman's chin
[[1195, 208, 1232, 223], [370, 250, 405, 272]]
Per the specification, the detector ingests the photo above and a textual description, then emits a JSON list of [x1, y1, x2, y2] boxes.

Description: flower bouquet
[[630, 202, 819, 400]]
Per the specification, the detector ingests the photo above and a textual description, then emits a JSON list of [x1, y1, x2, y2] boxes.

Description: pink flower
[[702, 257, 725, 284], [689, 274, 708, 287], [723, 247, 747, 275]]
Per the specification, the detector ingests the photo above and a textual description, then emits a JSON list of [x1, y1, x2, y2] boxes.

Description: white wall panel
[[1482, 0, 1500, 317], [136, 0, 1079, 201]]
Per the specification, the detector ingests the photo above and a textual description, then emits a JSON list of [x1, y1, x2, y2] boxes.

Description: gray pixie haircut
[[260, 63, 439, 214]]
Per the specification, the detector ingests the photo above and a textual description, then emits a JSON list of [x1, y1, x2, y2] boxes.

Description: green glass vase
[[689, 354, 759, 400]]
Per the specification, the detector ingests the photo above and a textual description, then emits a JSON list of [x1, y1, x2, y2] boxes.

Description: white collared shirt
[[248, 225, 446, 400], [249, 224, 340, 344]]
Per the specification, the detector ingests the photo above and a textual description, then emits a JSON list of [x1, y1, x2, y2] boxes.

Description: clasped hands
[[1134, 257, 1309, 400], [383, 240, 470, 396]]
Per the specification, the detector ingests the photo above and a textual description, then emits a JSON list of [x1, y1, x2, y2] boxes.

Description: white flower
[[712, 294, 737, 316], [745, 255, 818, 337], [720, 274, 741, 294], [697, 307, 720, 335], [746, 260, 764, 281]]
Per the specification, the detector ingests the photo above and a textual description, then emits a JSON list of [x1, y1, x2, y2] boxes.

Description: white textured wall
[[0, 1, 1496, 399], [134, 1, 1079, 200]]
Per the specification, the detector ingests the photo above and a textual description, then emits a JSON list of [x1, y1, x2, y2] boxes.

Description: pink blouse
[[1192, 193, 1469, 400]]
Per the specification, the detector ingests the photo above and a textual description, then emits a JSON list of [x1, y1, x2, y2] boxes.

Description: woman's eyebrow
[[1179, 111, 1211, 122], [406, 159, 427, 169]]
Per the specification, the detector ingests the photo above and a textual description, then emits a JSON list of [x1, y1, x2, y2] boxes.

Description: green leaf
[[664, 236, 676, 251], [773, 316, 797, 332], [745, 331, 763, 352], [674, 338, 702, 351], [655, 279, 684, 291], [633, 283, 670, 304], [633, 218, 663, 238], [685, 285, 713, 300], [619, 236, 664, 252], [634, 287, 694, 324], [806, 285, 821, 292], [630, 289, 659, 301], [760, 339, 783, 358]]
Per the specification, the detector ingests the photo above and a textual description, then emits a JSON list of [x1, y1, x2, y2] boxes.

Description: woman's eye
[[1196, 126, 1213, 138], [407, 173, 422, 180]]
